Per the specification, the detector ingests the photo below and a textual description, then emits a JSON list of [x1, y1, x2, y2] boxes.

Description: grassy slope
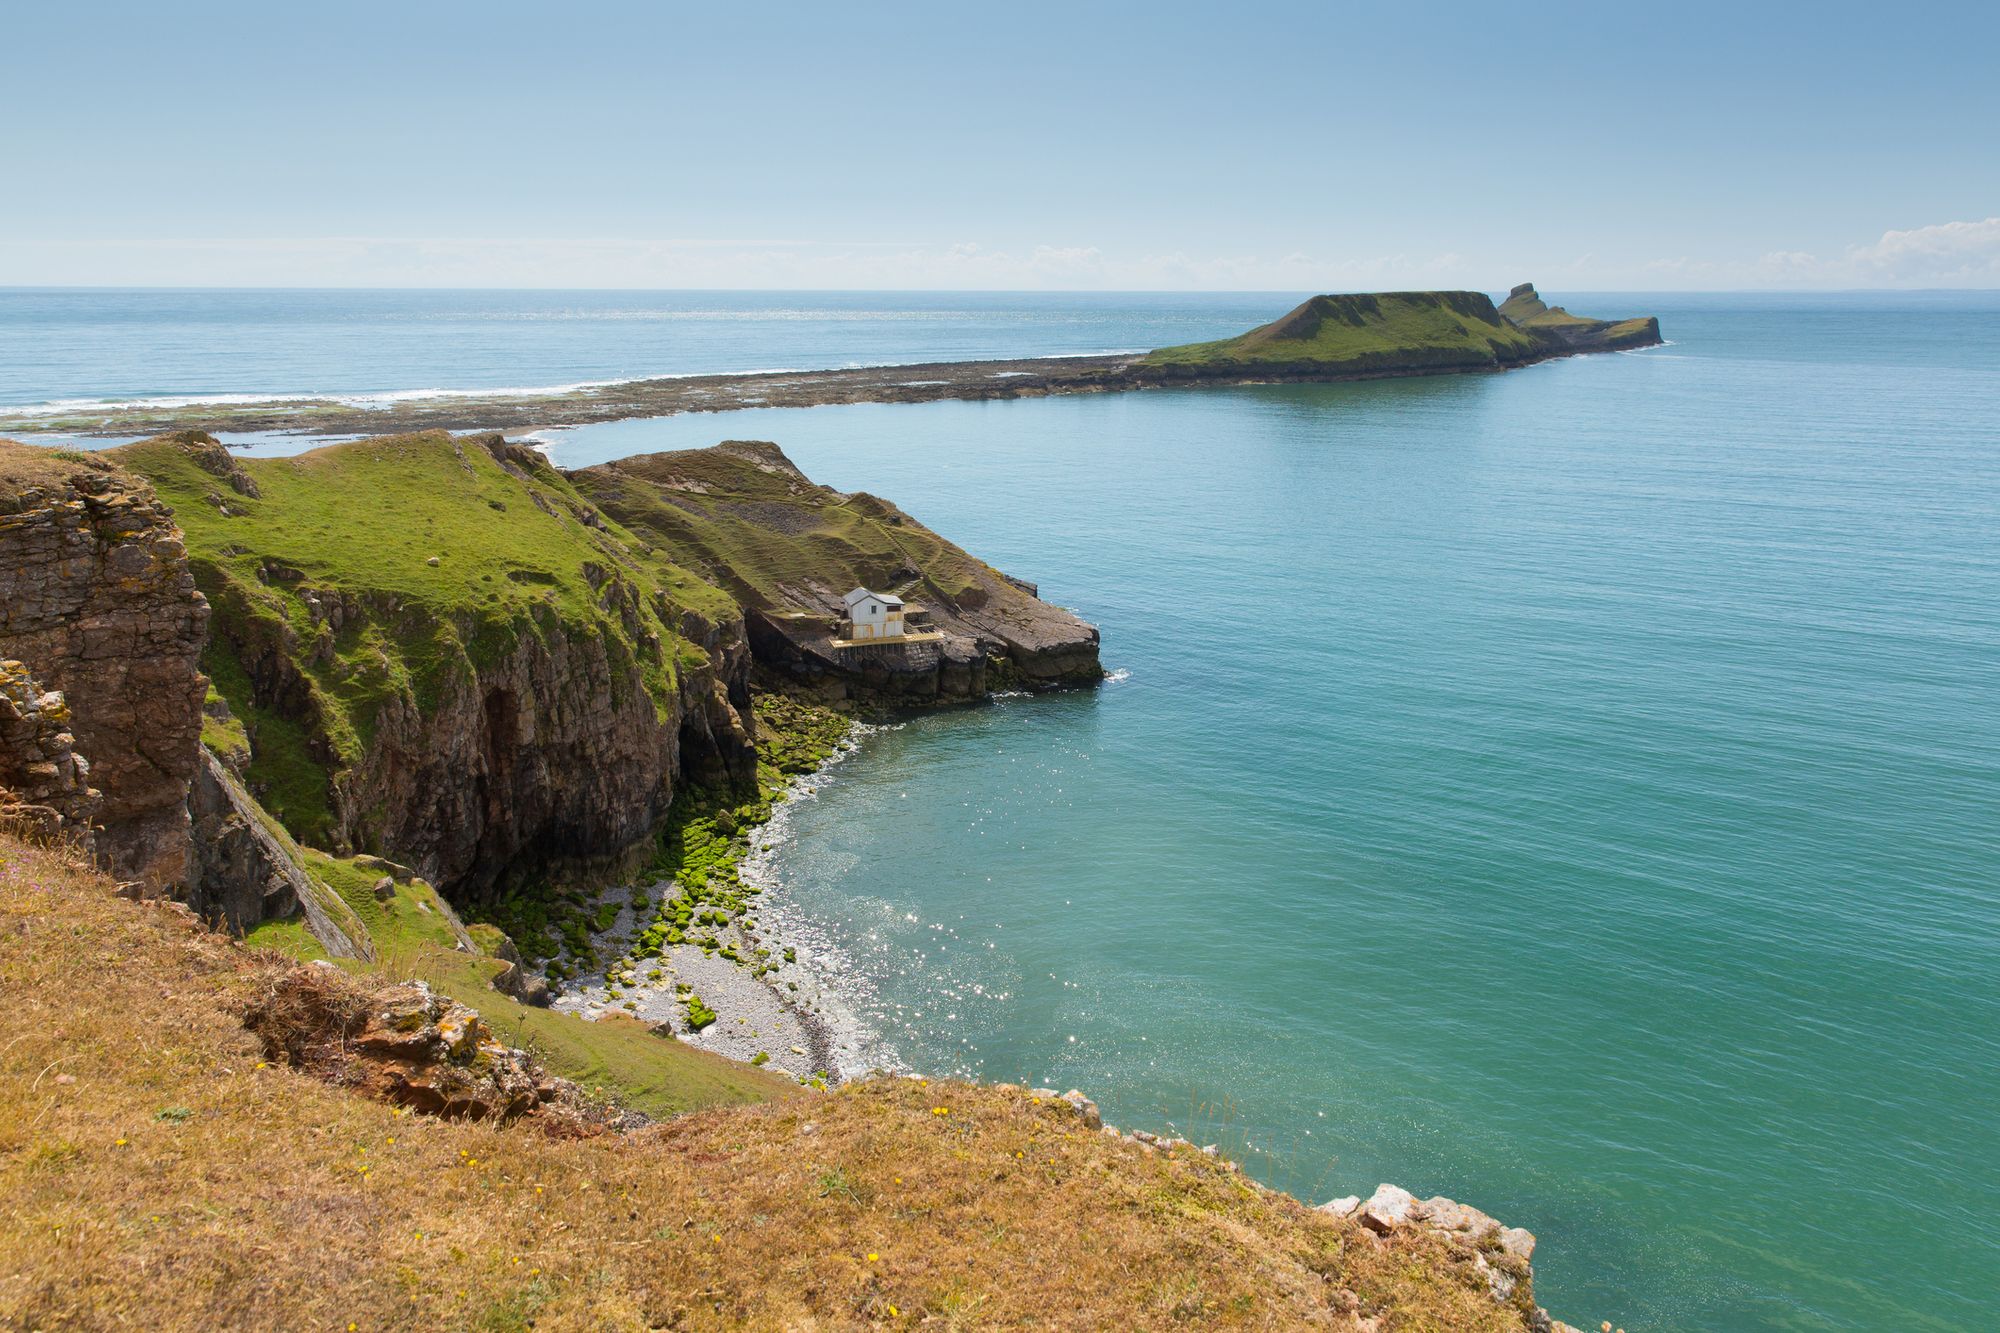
[[1, 835, 1539, 1332], [114, 431, 716, 844], [571, 442, 992, 615], [1142, 291, 1544, 372], [242, 842, 790, 1118]]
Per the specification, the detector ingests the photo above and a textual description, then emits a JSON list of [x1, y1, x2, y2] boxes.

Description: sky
[[5, 1, 1998, 290]]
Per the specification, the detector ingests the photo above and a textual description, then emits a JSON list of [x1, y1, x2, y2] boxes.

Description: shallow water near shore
[[535, 294, 2000, 1331]]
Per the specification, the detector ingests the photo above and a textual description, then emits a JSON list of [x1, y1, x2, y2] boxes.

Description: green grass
[[245, 842, 791, 1115], [1142, 291, 1543, 373], [114, 431, 714, 846], [571, 441, 993, 616], [242, 915, 329, 961]]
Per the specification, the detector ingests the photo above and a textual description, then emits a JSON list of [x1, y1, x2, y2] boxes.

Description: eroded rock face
[[0, 660, 100, 845], [0, 445, 208, 887], [325, 609, 756, 902]]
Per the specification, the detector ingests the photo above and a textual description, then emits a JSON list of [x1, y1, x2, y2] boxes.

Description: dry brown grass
[[0, 835, 1536, 1331], [0, 439, 111, 495]]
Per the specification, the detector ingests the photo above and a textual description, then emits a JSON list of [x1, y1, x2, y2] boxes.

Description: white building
[[842, 587, 905, 640]]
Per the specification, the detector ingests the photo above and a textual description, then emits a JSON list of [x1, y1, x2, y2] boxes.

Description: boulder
[[493, 959, 553, 1008], [1421, 1195, 1502, 1240], [1359, 1183, 1420, 1234]]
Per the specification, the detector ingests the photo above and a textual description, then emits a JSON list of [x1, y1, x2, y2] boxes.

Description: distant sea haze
[[0, 289, 1287, 412], [15, 287, 2000, 1331]]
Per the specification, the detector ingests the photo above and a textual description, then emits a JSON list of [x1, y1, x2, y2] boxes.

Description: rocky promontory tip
[[1498, 282, 1663, 353]]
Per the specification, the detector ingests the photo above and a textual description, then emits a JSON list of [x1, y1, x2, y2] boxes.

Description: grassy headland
[[113, 430, 711, 847]]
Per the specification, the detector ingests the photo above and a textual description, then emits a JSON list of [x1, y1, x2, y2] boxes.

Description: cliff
[[92, 430, 1093, 902], [0, 442, 210, 888], [0, 432, 1603, 1331], [95, 430, 742, 902]]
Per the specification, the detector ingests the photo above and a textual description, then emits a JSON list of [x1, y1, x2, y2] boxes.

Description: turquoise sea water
[[534, 297, 2000, 1331], [18, 291, 1999, 1328]]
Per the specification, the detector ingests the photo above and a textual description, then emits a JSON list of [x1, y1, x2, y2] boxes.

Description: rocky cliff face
[[112, 431, 761, 905], [316, 593, 753, 902], [0, 443, 209, 887]]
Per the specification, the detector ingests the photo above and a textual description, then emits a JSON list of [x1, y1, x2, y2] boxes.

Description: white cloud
[[1846, 217, 2000, 283], [1645, 217, 2000, 289]]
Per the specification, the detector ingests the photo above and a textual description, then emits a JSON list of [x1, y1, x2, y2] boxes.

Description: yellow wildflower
[[867, 1252, 878, 1263]]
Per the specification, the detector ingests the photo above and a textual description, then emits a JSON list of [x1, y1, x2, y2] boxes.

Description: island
[[0, 284, 1660, 440]]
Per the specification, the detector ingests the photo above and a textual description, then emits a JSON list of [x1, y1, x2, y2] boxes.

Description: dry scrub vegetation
[[0, 835, 1536, 1331]]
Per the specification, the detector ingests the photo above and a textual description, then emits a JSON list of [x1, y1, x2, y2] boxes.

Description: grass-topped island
[[1, 284, 1660, 441]]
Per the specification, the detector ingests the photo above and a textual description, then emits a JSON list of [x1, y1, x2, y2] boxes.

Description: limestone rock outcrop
[[243, 967, 639, 1132], [1321, 1183, 1543, 1312], [0, 442, 209, 888], [0, 660, 100, 845]]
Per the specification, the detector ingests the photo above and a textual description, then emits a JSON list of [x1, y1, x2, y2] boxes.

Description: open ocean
[[10, 288, 1998, 1329]]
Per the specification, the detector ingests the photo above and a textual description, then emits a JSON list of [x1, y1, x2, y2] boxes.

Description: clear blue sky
[[7, 1, 1997, 289]]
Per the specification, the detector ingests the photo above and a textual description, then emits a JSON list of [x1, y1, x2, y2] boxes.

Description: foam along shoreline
[[547, 723, 903, 1083], [0, 352, 1137, 439]]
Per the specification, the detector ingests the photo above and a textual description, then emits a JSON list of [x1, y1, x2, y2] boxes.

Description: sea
[[5, 287, 1996, 1330]]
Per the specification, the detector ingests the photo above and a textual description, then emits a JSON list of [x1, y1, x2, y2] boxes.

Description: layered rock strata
[[0, 444, 209, 887]]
